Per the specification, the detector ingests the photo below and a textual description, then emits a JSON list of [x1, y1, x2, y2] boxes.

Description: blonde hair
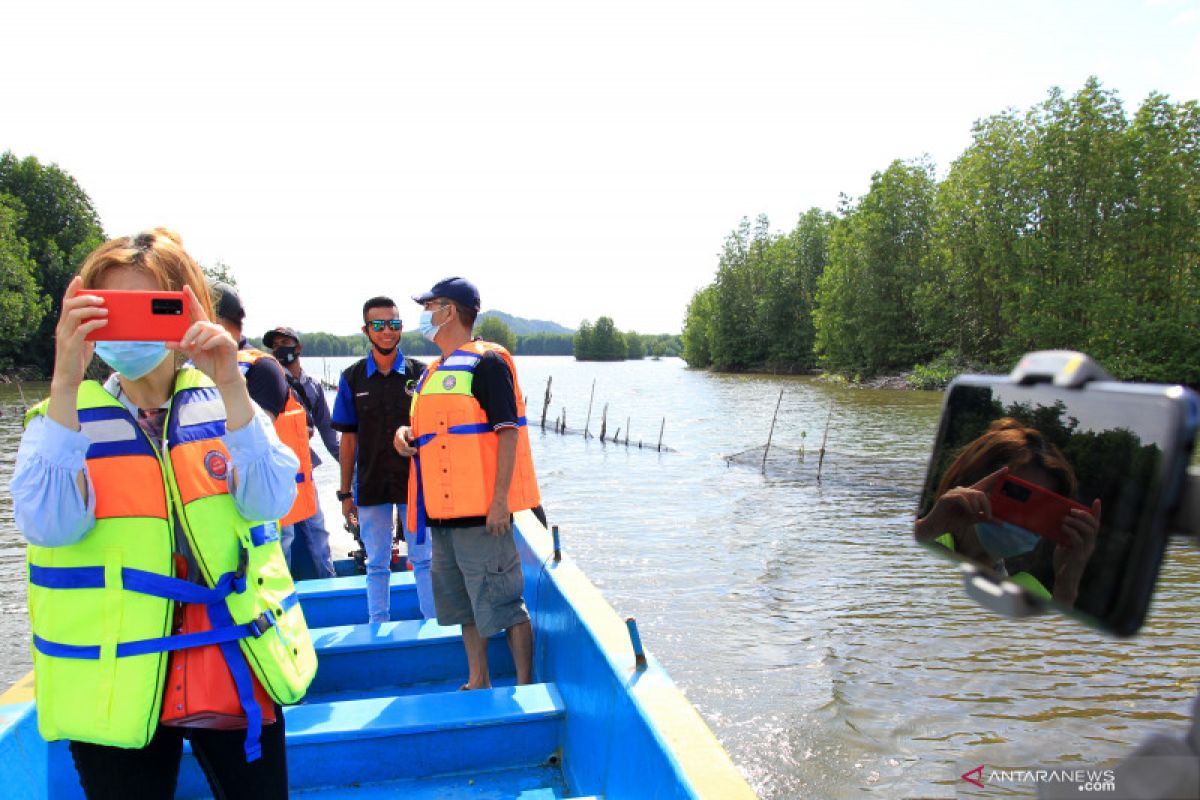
[[77, 228, 215, 319]]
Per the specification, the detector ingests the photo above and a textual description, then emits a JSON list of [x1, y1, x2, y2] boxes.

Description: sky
[[3, 0, 1199, 338]]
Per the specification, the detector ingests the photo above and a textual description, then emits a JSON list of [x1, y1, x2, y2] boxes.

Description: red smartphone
[[85, 290, 192, 341], [989, 474, 1090, 545]]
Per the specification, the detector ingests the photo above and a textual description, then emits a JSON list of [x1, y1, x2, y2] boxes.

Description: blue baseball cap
[[412, 277, 481, 311]]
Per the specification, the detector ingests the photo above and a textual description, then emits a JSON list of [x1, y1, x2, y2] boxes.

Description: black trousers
[[68, 713, 287, 800]]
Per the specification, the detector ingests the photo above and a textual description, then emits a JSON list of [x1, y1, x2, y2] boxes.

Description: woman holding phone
[[915, 418, 1101, 606], [10, 229, 315, 799]]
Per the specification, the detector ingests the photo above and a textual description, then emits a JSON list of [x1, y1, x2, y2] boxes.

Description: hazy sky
[[4, 0, 1198, 337]]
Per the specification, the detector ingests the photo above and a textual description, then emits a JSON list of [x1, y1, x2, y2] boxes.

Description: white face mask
[[418, 306, 447, 343]]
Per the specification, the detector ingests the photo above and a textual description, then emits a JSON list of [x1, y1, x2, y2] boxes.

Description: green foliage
[[515, 332, 574, 355], [682, 210, 829, 371], [681, 285, 715, 367], [625, 330, 645, 359], [0, 197, 50, 371], [476, 315, 516, 352], [574, 316, 633, 361], [683, 78, 1200, 384], [0, 152, 105, 376], [814, 159, 937, 376], [908, 351, 967, 391]]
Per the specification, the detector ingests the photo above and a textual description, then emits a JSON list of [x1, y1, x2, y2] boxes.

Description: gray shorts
[[430, 525, 530, 638]]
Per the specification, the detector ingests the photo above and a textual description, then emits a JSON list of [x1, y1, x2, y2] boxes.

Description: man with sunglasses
[[330, 297, 432, 623]]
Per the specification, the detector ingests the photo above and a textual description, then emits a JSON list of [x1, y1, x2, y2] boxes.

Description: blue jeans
[[282, 507, 336, 579], [357, 504, 434, 623]]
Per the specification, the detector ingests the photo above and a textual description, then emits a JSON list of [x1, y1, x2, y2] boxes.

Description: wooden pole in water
[[583, 379, 596, 439], [625, 417, 630, 446], [599, 403, 608, 442], [540, 376, 553, 430], [656, 418, 665, 452], [762, 388, 784, 473], [816, 401, 834, 482]]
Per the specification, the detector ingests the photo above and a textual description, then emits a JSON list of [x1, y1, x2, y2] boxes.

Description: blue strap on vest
[[29, 560, 294, 759], [29, 564, 248, 603], [207, 600, 265, 762]]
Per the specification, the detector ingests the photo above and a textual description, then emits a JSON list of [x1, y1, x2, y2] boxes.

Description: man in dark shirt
[[331, 297, 431, 623]]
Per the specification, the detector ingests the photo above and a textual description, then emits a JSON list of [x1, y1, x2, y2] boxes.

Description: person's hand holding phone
[[52, 277, 108, 389], [916, 466, 1008, 541], [168, 285, 253, 430], [1051, 499, 1101, 605], [47, 277, 109, 432], [168, 285, 240, 388]]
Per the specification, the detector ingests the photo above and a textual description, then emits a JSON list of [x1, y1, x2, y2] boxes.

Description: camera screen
[[917, 380, 1192, 635]]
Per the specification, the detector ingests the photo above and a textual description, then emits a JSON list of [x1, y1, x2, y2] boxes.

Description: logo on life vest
[[442, 375, 457, 390], [203, 450, 229, 481]]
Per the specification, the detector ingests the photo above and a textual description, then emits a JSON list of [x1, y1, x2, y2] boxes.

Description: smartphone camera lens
[[151, 298, 183, 316]]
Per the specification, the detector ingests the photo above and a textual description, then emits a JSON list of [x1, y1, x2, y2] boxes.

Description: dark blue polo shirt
[[331, 351, 426, 507]]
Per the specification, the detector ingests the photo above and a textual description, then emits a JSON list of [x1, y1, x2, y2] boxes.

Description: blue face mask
[[94, 341, 170, 380], [975, 521, 1041, 560], [418, 308, 445, 343]]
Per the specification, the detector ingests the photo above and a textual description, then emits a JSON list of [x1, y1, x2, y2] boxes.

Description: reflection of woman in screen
[[916, 418, 1101, 606]]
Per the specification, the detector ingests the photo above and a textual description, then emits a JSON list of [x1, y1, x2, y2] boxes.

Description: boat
[[0, 509, 756, 798]]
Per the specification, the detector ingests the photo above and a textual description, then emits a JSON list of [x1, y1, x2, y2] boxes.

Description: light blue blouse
[[10, 380, 299, 548]]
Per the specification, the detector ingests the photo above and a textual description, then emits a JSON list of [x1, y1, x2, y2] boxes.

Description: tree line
[[683, 78, 1200, 386], [575, 317, 680, 361], [0, 152, 682, 377]]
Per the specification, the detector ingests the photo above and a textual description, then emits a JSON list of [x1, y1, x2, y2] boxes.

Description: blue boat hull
[[0, 511, 755, 798]]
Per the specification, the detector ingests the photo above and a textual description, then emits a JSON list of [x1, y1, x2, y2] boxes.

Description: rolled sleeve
[[224, 406, 300, 522], [11, 415, 97, 547]]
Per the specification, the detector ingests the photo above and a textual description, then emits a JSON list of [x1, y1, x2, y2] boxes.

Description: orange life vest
[[239, 349, 317, 527], [406, 341, 540, 531]]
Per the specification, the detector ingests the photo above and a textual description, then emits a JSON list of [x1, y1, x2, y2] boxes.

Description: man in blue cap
[[394, 277, 543, 690]]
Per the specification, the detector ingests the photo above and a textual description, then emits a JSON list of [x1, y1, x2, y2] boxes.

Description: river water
[[2, 355, 1198, 799]]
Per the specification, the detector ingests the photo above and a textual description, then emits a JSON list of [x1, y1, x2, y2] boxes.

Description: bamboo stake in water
[[762, 388, 784, 473], [599, 403, 608, 442], [583, 379, 596, 439], [540, 376, 553, 430], [656, 417, 665, 452], [816, 401, 834, 482], [625, 417, 631, 446]]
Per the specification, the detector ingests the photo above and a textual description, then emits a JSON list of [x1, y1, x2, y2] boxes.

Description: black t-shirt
[[331, 354, 426, 506], [239, 342, 290, 417]]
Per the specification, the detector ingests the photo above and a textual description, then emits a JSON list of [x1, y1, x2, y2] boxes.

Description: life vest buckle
[[248, 608, 276, 637]]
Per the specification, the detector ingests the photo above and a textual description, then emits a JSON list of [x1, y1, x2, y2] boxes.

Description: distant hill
[[479, 310, 574, 336]]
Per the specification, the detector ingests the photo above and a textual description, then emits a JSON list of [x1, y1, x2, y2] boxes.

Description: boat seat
[[294, 572, 421, 628], [176, 684, 565, 797], [307, 620, 516, 695]]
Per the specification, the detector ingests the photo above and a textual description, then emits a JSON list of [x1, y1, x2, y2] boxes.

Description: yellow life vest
[[24, 370, 316, 756]]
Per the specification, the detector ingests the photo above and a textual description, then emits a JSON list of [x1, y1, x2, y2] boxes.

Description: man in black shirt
[[331, 297, 431, 623]]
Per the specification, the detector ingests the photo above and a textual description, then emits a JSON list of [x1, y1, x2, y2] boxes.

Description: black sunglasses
[[368, 319, 403, 332]]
